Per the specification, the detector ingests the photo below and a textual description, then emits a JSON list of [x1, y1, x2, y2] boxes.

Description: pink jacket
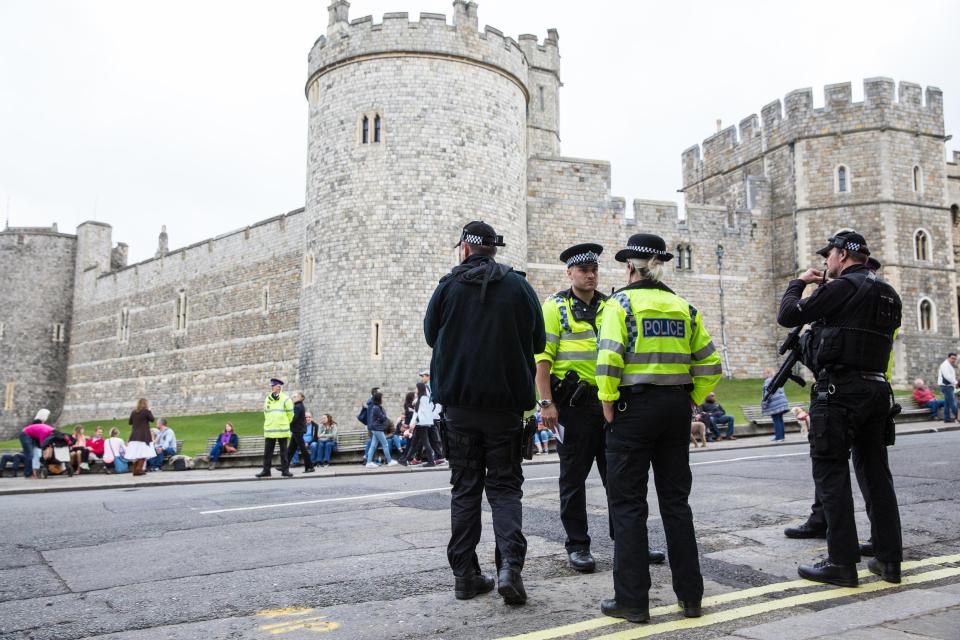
[[22, 423, 54, 443]]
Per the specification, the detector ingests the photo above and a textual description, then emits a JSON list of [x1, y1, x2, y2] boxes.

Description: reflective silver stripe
[[621, 372, 693, 385], [561, 330, 595, 341], [597, 339, 624, 355], [691, 341, 717, 361], [556, 351, 597, 361], [596, 364, 623, 378], [624, 352, 691, 365], [545, 333, 560, 345], [690, 363, 723, 376]]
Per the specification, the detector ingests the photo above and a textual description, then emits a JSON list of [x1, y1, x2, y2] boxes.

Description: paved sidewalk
[[1, 419, 955, 496]]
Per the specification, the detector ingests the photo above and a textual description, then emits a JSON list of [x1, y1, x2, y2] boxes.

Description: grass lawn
[[1, 378, 819, 454]]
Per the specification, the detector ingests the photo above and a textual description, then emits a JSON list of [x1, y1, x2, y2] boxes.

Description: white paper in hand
[[553, 423, 565, 444]]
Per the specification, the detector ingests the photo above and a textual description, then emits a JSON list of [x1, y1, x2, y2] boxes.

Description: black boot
[[859, 540, 874, 557], [784, 522, 827, 539], [568, 550, 596, 573], [867, 557, 901, 584], [497, 567, 527, 605], [600, 599, 649, 623], [648, 550, 666, 564], [254, 470, 271, 478], [678, 600, 702, 618], [454, 573, 495, 600], [798, 559, 858, 587]]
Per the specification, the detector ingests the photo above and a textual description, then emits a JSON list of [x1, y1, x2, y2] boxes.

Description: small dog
[[690, 420, 707, 448], [791, 406, 810, 438]]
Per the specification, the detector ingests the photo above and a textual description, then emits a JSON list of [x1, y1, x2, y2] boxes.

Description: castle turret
[[300, 0, 533, 421], [518, 29, 561, 157], [0, 225, 77, 437]]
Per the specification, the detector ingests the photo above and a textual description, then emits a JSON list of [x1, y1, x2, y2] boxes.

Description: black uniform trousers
[[261, 437, 290, 474], [809, 372, 902, 565], [287, 431, 313, 469], [556, 396, 607, 553], [445, 406, 527, 578], [606, 387, 703, 609]]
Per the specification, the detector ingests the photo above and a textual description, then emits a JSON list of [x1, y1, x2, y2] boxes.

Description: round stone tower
[[298, 0, 530, 419], [0, 225, 77, 438]]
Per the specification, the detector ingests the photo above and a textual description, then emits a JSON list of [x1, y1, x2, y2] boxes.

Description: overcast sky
[[2, 0, 958, 262]]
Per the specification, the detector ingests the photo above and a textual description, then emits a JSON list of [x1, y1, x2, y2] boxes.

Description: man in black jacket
[[424, 220, 546, 605], [287, 392, 315, 473]]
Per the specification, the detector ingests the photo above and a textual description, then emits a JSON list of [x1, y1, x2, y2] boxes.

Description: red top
[[22, 423, 54, 442], [913, 387, 935, 404], [87, 437, 105, 456]]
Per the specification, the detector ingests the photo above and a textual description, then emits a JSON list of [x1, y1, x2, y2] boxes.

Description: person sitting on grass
[[208, 422, 239, 470], [700, 392, 736, 440], [912, 378, 944, 419]]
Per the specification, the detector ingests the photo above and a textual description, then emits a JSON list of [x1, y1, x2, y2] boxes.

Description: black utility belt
[[817, 369, 886, 383], [620, 383, 691, 394]]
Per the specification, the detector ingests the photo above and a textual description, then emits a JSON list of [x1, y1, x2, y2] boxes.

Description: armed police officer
[[595, 233, 721, 623], [424, 221, 545, 605], [535, 243, 665, 573], [777, 230, 903, 587]]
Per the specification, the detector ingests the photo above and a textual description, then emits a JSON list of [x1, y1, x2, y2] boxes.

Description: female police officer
[[595, 233, 722, 623]]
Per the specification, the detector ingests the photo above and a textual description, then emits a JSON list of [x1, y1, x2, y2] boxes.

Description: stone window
[[359, 112, 383, 145], [362, 115, 369, 144], [374, 114, 381, 143], [675, 244, 693, 271], [912, 165, 923, 193], [176, 291, 188, 331], [952, 204, 959, 226], [117, 308, 130, 343], [918, 298, 935, 332], [303, 253, 316, 287], [914, 229, 931, 262], [3, 382, 13, 411], [52, 323, 65, 343], [539, 86, 545, 112], [835, 165, 851, 194], [371, 320, 383, 360], [0, 321, 4, 342], [262, 287, 270, 314]]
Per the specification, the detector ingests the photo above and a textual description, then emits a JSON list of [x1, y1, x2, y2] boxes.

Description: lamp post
[[715, 243, 733, 379]]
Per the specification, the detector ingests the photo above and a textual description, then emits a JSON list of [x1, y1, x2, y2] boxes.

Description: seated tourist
[[315, 414, 338, 467], [912, 378, 944, 418], [700, 392, 736, 440], [86, 426, 106, 466], [208, 422, 239, 470], [69, 425, 91, 473], [102, 427, 128, 473], [147, 419, 177, 471], [0, 452, 27, 478], [534, 421, 553, 455]]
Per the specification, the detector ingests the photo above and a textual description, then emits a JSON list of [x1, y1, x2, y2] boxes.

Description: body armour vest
[[804, 270, 901, 373]]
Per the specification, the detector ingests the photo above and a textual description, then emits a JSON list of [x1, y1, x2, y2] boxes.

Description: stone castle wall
[[298, 2, 533, 424], [59, 211, 304, 424], [0, 228, 76, 438]]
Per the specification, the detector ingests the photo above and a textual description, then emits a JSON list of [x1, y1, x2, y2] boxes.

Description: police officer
[[777, 231, 902, 587], [255, 378, 294, 478], [535, 243, 666, 573], [424, 221, 545, 605], [595, 233, 721, 623]]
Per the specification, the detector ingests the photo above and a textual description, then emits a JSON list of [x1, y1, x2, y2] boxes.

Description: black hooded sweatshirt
[[424, 254, 546, 411]]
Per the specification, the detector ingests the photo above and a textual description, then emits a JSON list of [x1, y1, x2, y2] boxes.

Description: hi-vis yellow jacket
[[596, 282, 722, 405], [536, 290, 607, 386], [263, 392, 294, 438]]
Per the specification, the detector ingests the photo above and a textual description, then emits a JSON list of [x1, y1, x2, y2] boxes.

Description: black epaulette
[[689, 305, 698, 319]]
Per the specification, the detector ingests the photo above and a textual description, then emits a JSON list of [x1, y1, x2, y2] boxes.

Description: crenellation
[[865, 77, 895, 105], [419, 12, 448, 26], [825, 82, 852, 109], [784, 88, 813, 120], [761, 99, 783, 130], [349, 15, 372, 26], [898, 81, 922, 106], [926, 86, 943, 113], [739, 114, 759, 142]]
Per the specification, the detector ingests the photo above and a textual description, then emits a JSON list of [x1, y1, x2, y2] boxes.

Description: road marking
[[496, 553, 960, 640], [199, 475, 561, 514], [592, 566, 960, 640], [256, 607, 313, 618], [690, 451, 808, 466], [255, 608, 341, 635]]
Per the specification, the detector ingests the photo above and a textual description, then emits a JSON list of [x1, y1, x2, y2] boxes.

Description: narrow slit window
[[914, 230, 930, 261], [3, 382, 13, 411], [837, 166, 848, 193], [913, 165, 921, 192], [176, 291, 188, 331], [371, 320, 383, 359], [52, 323, 65, 343], [919, 299, 934, 332], [374, 114, 381, 143], [118, 308, 130, 343], [362, 115, 369, 144], [539, 86, 545, 112], [262, 287, 270, 313], [683, 246, 693, 271], [0, 322, 4, 342], [303, 253, 316, 287]]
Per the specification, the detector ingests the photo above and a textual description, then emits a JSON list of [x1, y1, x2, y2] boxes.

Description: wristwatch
[[537, 399, 553, 409]]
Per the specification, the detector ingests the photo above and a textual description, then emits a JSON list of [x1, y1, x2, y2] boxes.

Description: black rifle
[[763, 326, 807, 403]]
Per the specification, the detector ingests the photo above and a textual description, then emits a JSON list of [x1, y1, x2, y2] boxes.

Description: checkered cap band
[[845, 242, 862, 252], [463, 234, 484, 245], [565, 251, 600, 266], [628, 245, 669, 257]]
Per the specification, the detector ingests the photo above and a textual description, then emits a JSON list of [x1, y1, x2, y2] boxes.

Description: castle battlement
[[517, 30, 560, 74], [307, 1, 530, 99], [682, 78, 946, 189]]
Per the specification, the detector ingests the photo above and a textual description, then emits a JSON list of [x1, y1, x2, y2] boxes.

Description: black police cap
[[454, 220, 505, 248], [560, 243, 603, 267], [614, 233, 674, 263], [816, 230, 870, 257]]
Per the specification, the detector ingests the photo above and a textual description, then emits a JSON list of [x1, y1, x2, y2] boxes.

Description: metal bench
[[195, 432, 371, 468], [736, 403, 806, 437]]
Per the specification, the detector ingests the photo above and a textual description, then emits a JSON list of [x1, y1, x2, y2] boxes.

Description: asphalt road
[[1, 432, 959, 639]]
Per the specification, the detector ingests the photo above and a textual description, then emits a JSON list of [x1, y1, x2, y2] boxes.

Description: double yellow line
[[497, 553, 960, 640]]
